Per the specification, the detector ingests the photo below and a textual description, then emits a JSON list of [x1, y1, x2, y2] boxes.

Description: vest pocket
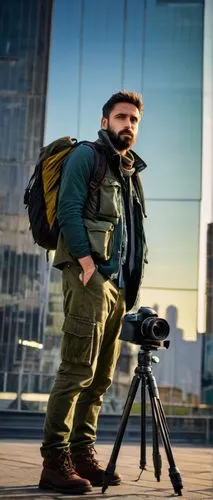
[[84, 218, 114, 261], [61, 314, 96, 366], [99, 178, 121, 221]]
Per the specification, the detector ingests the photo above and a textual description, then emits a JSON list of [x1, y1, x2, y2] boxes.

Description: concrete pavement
[[0, 441, 212, 499]]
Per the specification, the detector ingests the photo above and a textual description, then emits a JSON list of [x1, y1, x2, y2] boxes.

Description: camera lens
[[141, 317, 170, 341]]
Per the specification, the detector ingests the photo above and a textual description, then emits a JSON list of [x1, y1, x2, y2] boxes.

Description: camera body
[[119, 306, 170, 346]]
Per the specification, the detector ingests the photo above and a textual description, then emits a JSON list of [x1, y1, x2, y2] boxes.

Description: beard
[[106, 125, 134, 151]]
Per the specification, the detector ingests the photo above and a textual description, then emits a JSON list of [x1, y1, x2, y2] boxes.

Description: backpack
[[24, 136, 107, 251]]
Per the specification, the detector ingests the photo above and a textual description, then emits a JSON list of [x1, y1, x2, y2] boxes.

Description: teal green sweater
[[57, 144, 95, 258]]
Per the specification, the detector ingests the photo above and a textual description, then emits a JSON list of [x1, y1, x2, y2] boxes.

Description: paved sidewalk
[[0, 441, 212, 499]]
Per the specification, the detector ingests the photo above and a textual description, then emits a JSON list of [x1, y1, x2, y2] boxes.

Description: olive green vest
[[53, 164, 122, 269]]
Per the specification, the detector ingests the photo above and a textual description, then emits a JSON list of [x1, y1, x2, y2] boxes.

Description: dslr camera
[[120, 306, 170, 347]]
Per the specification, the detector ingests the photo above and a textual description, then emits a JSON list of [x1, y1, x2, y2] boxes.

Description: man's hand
[[78, 255, 96, 286]]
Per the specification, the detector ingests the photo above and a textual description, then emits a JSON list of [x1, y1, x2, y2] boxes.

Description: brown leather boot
[[39, 449, 92, 494], [71, 446, 122, 487]]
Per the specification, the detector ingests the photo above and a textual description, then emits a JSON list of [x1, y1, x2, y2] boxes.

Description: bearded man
[[39, 90, 148, 494]]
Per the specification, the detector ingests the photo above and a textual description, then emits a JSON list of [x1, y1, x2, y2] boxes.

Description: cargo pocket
[[61, 314, 96, 366], [84, 218, 114, 261]]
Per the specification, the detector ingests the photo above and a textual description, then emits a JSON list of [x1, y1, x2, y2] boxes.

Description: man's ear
[[101, 116, 108, 129]]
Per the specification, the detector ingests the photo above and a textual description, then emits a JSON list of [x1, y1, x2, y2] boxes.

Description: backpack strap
[[78, 140, 107, 192]]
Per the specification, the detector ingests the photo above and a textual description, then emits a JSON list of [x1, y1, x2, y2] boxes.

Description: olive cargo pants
[[40, 265, 126, 457]]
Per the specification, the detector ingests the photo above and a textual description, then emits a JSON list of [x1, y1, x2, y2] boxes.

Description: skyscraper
[[0, 0, 53, 385], [43, 0, 205, 404]]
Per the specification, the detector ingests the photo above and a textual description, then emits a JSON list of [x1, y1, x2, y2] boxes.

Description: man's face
[[101, 102, 141, 152]]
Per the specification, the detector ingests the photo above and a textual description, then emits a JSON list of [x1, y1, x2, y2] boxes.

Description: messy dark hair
[[102, 90, 143, 119]]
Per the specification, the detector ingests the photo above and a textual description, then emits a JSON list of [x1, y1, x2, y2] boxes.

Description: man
[[39, 90, 147, 494]]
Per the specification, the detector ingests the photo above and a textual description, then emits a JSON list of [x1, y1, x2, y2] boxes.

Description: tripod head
[[135, 339, 170, 375], [138, 339, 170, 351]]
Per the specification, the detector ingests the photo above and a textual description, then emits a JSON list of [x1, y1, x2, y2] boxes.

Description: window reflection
[[0, 0, 204, 408], [0, 0, 52, 384], [43, 0, 203, 409]]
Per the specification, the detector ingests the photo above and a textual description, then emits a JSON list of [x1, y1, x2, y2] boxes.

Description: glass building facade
[[0, 0, 52, 394], [1, 0, 212, 411], [201, 221, 213, 404], [45, 0, 204, 343], [43, 0, 205, 407]]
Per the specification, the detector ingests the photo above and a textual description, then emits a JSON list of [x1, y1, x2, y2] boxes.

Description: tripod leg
[[102, 374, 140, 493], [157, 397, 170, 435], [149, 392, 162, 481], [147, 373, 183, 496], [138, 374, 146, 477]]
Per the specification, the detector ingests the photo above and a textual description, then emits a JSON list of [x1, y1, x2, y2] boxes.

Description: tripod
[[102, 343, 183, 496]]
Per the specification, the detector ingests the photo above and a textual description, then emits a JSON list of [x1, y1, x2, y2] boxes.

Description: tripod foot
[[169, 466, 183, 496], [135, 467, 147, 481], [102, 464, 116, 494], [153, 452, 162, 482], [102, 483, 107, 494]]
